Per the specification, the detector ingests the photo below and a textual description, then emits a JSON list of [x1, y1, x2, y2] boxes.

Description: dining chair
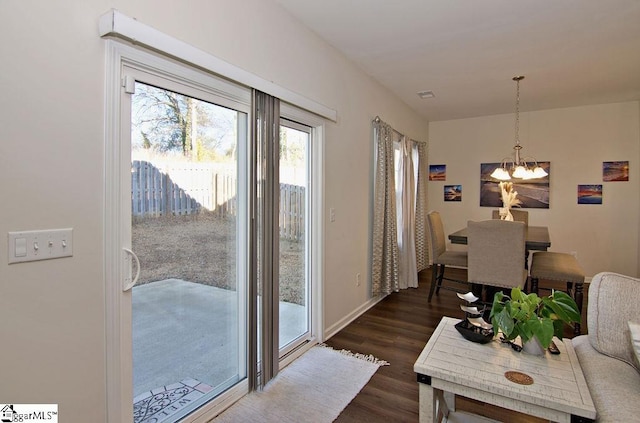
[[529, 251, 586, 335], [492, 209, 529, 225], [426, 211, 469, 302], [492, 208, 530, 269], [467, 219, 527, 302]]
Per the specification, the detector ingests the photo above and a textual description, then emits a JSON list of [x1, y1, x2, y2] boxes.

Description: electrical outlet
[[356, 273, 361, 286], [570, 251, 578, 258]]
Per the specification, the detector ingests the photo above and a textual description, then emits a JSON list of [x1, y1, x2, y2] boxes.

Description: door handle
[[123, 248, 141, 292]]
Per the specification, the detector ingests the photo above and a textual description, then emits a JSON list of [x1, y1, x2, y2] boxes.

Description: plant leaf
[[552, 319, 565, 339], [490, 291, 505, 320], [519, 320, 535, 344], [493, 307, 515, 338], [542, 294, 580, 323], [511, 287, 525, 302], [537, 318, 555, 348], [551, 291, 581, 322]]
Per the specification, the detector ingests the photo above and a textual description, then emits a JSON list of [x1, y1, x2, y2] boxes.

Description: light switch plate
[[8, 228, 73, 264]]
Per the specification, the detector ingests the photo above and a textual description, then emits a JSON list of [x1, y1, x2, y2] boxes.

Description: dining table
[[448, 225, 551, 251]]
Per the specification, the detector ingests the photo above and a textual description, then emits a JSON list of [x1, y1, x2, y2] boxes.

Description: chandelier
[[490, 76, 548, 181]]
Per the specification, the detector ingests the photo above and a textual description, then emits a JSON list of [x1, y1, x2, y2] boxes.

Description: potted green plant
[[490, 287, 581, 355]]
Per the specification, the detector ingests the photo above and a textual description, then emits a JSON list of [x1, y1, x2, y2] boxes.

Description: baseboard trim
[[323, 294, 387, 340]]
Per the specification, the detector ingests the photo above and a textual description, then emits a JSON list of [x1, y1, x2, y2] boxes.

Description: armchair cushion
[[573, 335, 640, 422], [588, 272, 640, 370]]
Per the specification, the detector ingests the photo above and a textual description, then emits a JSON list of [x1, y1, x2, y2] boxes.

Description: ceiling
[[275, 0, 640, 121]]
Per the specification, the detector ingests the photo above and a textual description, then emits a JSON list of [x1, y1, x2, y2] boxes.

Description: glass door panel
[[278, 122, 310, 351], [130, 81, 247, 422]]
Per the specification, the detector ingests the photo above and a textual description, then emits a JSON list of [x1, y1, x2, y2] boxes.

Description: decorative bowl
[[455, 319, 494, 344]]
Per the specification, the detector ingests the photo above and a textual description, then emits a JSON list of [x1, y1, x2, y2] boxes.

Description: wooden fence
[[279, 183, 305, 241], [131, 160, 305, 240], [132, 161, 195, 217]]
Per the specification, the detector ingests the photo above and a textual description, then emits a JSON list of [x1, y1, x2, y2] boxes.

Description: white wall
[[428, 101, 640, 278], [0, 1, 426, 420]]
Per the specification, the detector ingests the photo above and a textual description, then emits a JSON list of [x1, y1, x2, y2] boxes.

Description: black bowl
[[454, 320, 494, 344]]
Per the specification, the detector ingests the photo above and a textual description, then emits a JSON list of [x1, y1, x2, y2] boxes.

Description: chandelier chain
[[490, 75, 547, 181], [514, 78, 520, 148]]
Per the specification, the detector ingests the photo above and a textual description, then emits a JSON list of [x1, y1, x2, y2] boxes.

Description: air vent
[[417, 90, 435, 99]]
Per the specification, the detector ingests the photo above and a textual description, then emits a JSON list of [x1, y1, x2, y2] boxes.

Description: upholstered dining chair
[[426, 211, 469, 302], [492, 209, 529, 225], [492, 209, 530, 269], [467, 219, 527, 302]]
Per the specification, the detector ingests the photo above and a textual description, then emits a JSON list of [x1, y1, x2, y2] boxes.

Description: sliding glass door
[[105, 42, 321, 423], [117, 64, 251, 422], [129, 78, 248, 422], [278, 120, 311, 355]]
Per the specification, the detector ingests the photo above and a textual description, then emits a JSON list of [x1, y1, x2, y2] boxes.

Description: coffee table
[[414, 317, 595, 423]]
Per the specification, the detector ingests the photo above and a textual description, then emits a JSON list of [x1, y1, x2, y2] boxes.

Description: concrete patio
[[132, 278, 306, 397]]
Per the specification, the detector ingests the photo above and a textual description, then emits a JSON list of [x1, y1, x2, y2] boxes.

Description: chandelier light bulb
[[512, 165, 528, 179], [490, 167, 511, 180], [532, 166, 548, 178]]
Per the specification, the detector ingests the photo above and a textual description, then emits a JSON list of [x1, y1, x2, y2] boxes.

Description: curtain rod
[[373, 115, 404, 138], [373, 115, 426, 143]]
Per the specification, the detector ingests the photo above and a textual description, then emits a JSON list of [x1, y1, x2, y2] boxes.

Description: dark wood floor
[[325, 267, 587, 423]]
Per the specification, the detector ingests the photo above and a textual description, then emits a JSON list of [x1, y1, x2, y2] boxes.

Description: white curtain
[[395, 138, 419, 289]]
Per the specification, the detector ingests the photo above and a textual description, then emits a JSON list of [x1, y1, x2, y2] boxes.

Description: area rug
[[213, 344, 389, 423], [133, 378, 213, 423]]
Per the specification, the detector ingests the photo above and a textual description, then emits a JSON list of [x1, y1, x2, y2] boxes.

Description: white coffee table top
[[414, 316, 595, 421]]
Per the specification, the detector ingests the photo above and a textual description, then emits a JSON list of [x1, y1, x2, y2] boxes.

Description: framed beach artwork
[[444, 185, 462, 202], [429, 164, 446, 181], [578, 184, 603, 205], [603, 161, 629, 182], [479, 162, 550, 208]]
